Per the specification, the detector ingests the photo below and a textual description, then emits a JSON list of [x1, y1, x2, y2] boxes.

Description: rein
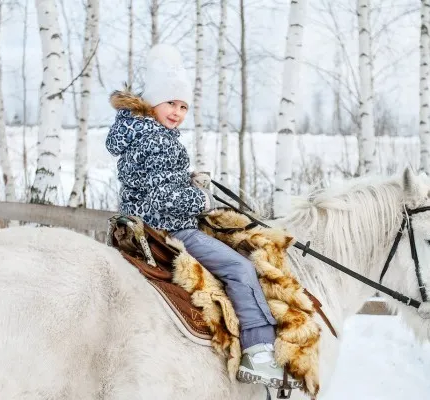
[[207, 180, 424, 309]]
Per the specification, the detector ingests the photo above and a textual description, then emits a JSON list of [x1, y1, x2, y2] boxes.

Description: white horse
[[1, 167, 430, 400]]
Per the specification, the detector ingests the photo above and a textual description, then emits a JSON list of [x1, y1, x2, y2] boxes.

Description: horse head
[[382, 167, 430, 341], [284, 166, 430, 343]]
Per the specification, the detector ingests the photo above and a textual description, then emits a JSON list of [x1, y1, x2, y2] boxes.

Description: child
[[106, 44, 284, 388]]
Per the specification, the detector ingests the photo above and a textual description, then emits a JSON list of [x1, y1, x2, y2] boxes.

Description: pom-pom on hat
[[143, 44, 193, 107]]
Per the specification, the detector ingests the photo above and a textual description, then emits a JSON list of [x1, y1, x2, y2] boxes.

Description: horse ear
[[403, 167, 428, 206]]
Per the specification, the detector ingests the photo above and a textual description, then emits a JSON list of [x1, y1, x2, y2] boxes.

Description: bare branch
[[47, 39, 99, 101]]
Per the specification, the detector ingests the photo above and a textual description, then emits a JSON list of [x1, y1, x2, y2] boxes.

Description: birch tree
[[128, 0, 133, 85], [357, 0, 376, 175], [0, 67, 13, 201], [0, 3, 16, 202], [151, 0, 159, 45], [274, 0, 307, 217], [30, 0, 66, 204], [59, 0, 79, 122], [194, 0, 206, 170], [21, 0, 29, 193], [238, 0, 247, 200], [420, 0, 430, 174], [69, 0, 100, 207], [218, 0, 229, 185]]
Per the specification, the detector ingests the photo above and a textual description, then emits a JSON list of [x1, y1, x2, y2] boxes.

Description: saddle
[[107, 215, 212, 341]]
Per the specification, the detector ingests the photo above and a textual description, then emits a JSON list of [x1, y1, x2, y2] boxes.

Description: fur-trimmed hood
[[110, 90, 155, 119]]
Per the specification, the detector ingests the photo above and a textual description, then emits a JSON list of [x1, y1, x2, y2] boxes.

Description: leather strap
[[304, 289, 338, 339], [277, 365, 293, 399]]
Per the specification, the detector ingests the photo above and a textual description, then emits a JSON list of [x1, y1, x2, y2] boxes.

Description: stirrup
[[277, 366, 303, 399]]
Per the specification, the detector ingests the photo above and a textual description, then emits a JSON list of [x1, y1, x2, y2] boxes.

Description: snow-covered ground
[[323, 315, 430, 399], [1, 126, 421, 206]]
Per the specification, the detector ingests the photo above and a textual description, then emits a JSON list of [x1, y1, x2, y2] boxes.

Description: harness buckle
[[302, 241, 311, 257]]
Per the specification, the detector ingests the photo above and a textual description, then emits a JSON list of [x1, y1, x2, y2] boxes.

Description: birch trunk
[[151, 0, 159, 45], [274, 0, 307, 217], [30, 0, 66, 204], [218, 0, 228, 186], [333, 50, 342, 135], [420, 0, 430, 174], [357, 0, 376, 175], [239, 0, 247, 201], [0, 4, 16, 201], [59, 0, 79, 122], [194, 0, 206, 170], [68, 0, 100, 207], [127, 0, 133, 85], [21, 0, 29, 195]]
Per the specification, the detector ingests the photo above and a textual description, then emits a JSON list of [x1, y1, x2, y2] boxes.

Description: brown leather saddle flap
[[120, 251, 212, 338]]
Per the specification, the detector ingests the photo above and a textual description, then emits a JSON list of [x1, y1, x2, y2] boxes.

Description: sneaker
[[236, 343, 302, 389]]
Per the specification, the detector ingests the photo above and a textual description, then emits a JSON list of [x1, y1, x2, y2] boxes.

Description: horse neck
[[284, 181, 403, 328]]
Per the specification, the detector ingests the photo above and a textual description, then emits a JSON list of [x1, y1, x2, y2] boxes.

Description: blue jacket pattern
[[106, 98, 206, 231]]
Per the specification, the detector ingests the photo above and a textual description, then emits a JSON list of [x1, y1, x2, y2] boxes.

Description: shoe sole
[[236, 369, 283, 388], [236, 369, 304, 390]]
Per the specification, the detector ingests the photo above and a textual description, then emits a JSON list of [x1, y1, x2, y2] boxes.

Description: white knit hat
[[143, 44, 193, 107]]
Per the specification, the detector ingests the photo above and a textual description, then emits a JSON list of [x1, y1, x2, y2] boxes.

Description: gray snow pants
[[170, 228, 276, 349]]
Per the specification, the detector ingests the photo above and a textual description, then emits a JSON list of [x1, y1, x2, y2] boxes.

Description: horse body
[[1, 168, 430, 399], [0, 226, 265, 400]]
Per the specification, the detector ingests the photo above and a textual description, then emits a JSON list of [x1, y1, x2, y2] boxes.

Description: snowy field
[[2, 126, 430, 398], [322, 315, 430, 399], [1, 126, 421, 207]]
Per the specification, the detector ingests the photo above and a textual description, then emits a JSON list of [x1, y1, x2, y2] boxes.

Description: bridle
[[379, 205, 430, 303]]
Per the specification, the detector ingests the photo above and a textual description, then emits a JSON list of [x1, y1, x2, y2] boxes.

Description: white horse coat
[[1, 168, 430, 399]]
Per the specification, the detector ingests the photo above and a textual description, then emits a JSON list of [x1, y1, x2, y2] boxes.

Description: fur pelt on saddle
[[167, 209, 321, 396]]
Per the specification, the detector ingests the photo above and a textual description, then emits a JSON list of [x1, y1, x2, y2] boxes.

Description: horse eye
[[426, 240, 430, 246]]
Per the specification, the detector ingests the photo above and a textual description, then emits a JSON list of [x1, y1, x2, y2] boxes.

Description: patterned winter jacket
[[106, 90, 206, 231]]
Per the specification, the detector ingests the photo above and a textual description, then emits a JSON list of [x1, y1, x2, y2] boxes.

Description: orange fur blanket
[[167, 209, 320, 396]]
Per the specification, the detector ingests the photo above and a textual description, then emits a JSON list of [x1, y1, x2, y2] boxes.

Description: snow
[[2, 126, 421, 206], [323, 315, 430, 399]]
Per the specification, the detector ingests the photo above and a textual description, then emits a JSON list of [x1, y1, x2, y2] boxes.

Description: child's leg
[[171, 229, 276, 349]]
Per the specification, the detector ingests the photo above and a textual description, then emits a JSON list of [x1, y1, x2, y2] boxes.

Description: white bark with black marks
[[274, 0, 307, 217], [127, 0, 133, 85], [21, 0, 29, 194], [218, 0, 228, 186], [0, 3, 15, 201], [194, 0, 206, 171], [69, 0, 100, 208], [59, 0, 79, 122], [239, 0, 247, 200], [357, 0, 376, 175], [420, 0, 430, 174], [31, 0, 66, 204], [151, 0, 159, 45]]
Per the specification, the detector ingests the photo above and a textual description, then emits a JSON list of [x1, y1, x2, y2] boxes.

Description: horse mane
[[286, 176, 404, 271]]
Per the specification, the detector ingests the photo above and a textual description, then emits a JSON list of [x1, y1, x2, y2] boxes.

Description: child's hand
[[200, 188, 215, 211], [191, 171, 211, 189]]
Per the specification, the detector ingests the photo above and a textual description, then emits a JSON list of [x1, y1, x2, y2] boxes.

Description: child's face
[[153, 100, 189, 129]]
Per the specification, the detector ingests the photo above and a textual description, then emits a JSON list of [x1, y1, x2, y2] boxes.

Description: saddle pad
[[120, 251, 212, 340]]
